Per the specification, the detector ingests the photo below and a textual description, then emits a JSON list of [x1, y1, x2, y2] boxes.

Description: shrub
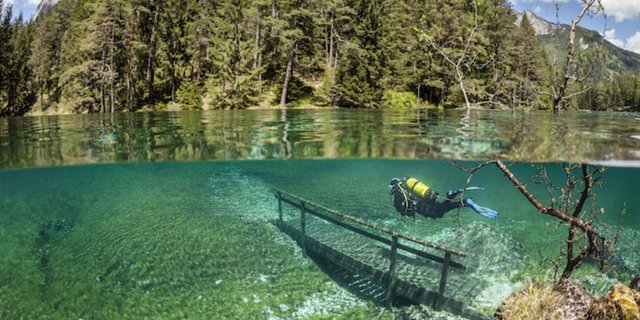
[[380, 90, 418, 109], [176, 80, 203, 110]]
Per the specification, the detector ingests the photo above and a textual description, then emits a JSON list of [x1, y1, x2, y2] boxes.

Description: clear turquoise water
[[1, 110, 639, 319], [0, 160, 638, 318]]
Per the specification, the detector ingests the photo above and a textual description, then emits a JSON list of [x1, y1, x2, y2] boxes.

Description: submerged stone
[[587, 283, 640, 320], [553, 279, 596, 320]]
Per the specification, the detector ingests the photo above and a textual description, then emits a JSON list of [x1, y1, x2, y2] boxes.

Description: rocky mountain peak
[[517, 10, 558, 36], [32, 0, 59, 21]]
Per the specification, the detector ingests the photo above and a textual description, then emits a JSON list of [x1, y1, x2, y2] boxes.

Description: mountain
[[518, 10, 640, 80], [32, 0, 59, 21]]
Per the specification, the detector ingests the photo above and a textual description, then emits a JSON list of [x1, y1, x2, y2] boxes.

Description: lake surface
[[0, 109, 639, 319], [2, 109, 640, 168]]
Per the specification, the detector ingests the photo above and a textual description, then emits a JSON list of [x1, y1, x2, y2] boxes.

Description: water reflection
[[1, 109, 640, 169]]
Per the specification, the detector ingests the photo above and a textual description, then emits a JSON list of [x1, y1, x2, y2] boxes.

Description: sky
[[3, 0, 40, 20], [3, 0, 640, 54], [511, 0, 640, 54]]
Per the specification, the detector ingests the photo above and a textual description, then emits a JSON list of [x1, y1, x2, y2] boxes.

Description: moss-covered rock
[[495, 281, 567, 320], [587, 283, 640, 320]]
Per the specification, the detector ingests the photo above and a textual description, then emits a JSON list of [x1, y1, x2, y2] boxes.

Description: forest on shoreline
[[0, 0, 639, 116]]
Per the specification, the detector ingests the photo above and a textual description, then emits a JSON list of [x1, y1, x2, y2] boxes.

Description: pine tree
[[513, 12, 550, 107], [277, 0, 315, 109], [6, 17, 36, 115], [208, 0, 258, 109], [333, 0, 386, 108], [0, 2, 12, 110]]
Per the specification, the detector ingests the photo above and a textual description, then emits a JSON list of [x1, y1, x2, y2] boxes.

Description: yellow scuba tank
[[405, 177, 435, 200]]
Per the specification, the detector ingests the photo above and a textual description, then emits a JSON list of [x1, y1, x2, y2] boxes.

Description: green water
[[1, 110, 640, 319], [0, 160, 638, 318]]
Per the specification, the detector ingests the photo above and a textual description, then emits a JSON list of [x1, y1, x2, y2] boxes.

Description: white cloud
[[601, 0, 640, 22], [603, 28, 640, 54], [514, 0, 640, 22], [534, 5, 542, 13], [626, 31, 640, 53], [604, 28, 625, 47]]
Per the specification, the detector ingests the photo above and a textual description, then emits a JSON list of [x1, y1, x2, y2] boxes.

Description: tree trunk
[[254, 13, 264, 93], [280, 43, 296, 110], [455, 65, 471, 108], [329, 9, 334, 67], [147, 5, 160, 105], [127, 72, 132, 112], [109, 16, 116, 114], [100, 49, 106, 113], [552, 0, 598, 113]]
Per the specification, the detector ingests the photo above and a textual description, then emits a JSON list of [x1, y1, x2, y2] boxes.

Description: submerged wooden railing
[[274, 189, 468, 307]]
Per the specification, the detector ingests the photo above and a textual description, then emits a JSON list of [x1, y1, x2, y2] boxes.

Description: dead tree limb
[[449, 160, 611, 279], [420, 0, 480, 109], [494, 160, 607, 279], [552, 0, 603, 113]]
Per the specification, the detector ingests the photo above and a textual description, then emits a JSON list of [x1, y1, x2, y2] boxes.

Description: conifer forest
[[0, 0, 638, 116]]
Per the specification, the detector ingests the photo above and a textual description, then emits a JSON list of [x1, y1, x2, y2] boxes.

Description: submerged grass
[[0, 160, 638, 319], [0, 164, 343, 319]]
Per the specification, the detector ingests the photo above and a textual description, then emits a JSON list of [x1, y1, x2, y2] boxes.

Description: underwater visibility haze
[[1, 109, 639, 319]]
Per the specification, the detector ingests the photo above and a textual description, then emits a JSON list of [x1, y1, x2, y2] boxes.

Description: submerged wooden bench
[[274, 189, 490, 319]]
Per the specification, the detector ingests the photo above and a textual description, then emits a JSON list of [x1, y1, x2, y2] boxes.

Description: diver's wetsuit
[[391, 185, 463, 219]]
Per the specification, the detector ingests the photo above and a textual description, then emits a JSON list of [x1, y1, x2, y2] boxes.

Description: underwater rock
[[553, 279, 596, 320], [495, 281, 567, 320], [497, 280, 640, 320], [631, 275, 640, 291], [586, 282, 640, 320], [435, 222, 526, 275]]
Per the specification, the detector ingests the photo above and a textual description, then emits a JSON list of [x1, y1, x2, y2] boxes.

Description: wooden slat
[[275, 189, 467, 257], [274, 192, 491, 320], [279, 196, 466, 270]]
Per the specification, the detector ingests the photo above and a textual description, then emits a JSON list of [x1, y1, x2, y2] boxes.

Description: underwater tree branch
[[494, 160, 607, 279]]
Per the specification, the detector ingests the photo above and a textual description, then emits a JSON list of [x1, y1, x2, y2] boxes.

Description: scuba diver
[[389, 177, 498, 219]]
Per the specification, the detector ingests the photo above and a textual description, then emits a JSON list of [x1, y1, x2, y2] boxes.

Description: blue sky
[[4, 0, 40, 20], [511, 0, 640, 53], [4, 0, 640, 54]]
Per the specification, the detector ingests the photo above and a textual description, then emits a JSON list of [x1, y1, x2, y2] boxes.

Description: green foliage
[[0, 5, 37, 115], [0, 0, 633, 114], [380, 90, 418, 109], [273, 76, 313, 104], [332, 0, 385, 108], [176, 80, 202, 110], [572, 73, 640, 111]]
